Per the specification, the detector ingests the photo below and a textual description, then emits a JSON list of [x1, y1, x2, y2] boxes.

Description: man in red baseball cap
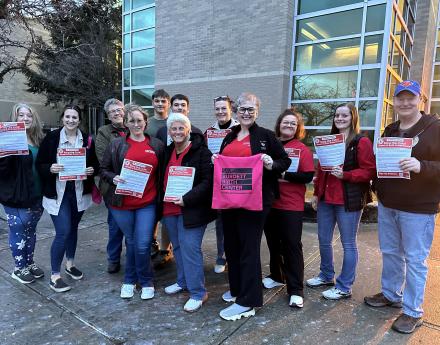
[[364, 80, 440, 333]]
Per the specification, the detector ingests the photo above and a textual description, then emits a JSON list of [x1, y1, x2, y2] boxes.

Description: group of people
[[1, 80, 439, 334]]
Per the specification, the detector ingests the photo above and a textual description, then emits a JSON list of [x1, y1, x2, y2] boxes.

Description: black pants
[[221, 207, 270, 308], [264, 208, 304, 297]]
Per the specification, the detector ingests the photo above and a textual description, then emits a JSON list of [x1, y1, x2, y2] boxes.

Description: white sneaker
[[262, 277, 285, 289], [214, 264, 226, 274], [306, 276, 335, 288], [289, 295, 304, 308], [120, 284, 135, 299], [322, 287, 352, 300], [140, 287, 155, 300], [164, 283, 184, 294], [219, 303, 255, 321], [222, 290, 236, 303], [184, 296, 206, 313]]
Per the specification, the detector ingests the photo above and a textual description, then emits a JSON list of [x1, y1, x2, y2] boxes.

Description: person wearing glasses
[[95, 98, 128, 274], [262, 109, 315, 308], [100, 104, 164, 300], [1, 103, 45, 284], [205, 95, 239, 274], [213, 92, 290, 321], [36, 105, 99, 292], [308, 103, 375, 300]]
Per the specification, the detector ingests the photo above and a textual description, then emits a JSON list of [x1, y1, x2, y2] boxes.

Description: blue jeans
[[378, 202, 436, 318], [215, 214, 226, 265], [162, 215, 207, 300], [110, 203, 156, 287], [50, 184, 84, 274], [105, 203, 124, 264], [317, 201, 362, 293], [4, 202, 43, 269]]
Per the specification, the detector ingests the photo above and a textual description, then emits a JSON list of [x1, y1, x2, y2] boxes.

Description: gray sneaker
[[28, 263, 44, 279], [11, 267, 35, 284]]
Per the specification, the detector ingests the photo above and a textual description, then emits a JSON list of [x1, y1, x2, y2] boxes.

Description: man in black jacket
[[364, 80, 440, 334]]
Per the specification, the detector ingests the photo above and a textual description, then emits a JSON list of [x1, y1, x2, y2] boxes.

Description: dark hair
[[330, 102, 360, 145], [214, 95, 232, 106], [61, 104, 82, 121], [171, 94, 189, 106], [275, 109, 306, 140], [152, 89, 170, 101]]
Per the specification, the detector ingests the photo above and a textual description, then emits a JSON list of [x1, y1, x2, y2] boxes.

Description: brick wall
[[155, 0, 294, 131]]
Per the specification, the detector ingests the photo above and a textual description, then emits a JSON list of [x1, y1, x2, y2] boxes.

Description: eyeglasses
[[237, 107, 256, 115], [281, 121, 298, 127], [108, 108, 124, 115]]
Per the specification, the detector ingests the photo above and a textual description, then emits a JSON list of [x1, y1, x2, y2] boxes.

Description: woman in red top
[[161, 112, 214, 313], [100, 104, 164, 300], [307, 103, 376, 300], [213, 93, 290, 321], [263, 109, 315, 308]]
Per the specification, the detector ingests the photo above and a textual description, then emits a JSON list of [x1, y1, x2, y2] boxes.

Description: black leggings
[[221, 207, 270, 308], [264, 208, 304, 297]]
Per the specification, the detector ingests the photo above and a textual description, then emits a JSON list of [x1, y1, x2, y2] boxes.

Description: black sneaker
[[107, 262, 120, 274], [28, 263, 45, 279], [65, 266, 83, 280], [11, 267, 35, 284], [50, 278, 71, 292]]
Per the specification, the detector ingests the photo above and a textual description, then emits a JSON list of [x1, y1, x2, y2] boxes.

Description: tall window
[[289, 0, 416, 146], [122, 0, 155, 115]]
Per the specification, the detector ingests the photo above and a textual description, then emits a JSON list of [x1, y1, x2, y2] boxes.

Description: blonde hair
[[11, 103, 44, 146]]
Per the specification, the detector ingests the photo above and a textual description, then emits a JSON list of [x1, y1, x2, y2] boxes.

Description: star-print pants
[[3, 203, 44, 269]]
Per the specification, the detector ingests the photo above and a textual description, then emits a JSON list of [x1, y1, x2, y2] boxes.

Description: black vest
[[342, 135, 373, 212]]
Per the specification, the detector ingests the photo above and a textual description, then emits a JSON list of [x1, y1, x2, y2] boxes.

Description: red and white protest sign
[[116, 159, 153, 198], [376, 137, 413, 179], [313, 134, 345, 171], [164, 166, 195, 202], [285, 148, 301, 173], [57, 148, 87, 181], [206, 129, 231, 154], [0, 122, 29, 157]]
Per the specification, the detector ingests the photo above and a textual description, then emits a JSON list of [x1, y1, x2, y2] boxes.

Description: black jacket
[[219, 123, 291, 207], [0, 152, 41, 208], [162, 132, 216, 228], [35, 128, 99, 199], [376, 113, 440, 214], [99, 134, 165, 219], [342, 135, 373, 212], [156, 124, 203, 146]]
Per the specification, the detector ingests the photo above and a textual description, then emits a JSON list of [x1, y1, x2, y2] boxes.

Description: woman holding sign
[[0, 103, 45, 284], [36, 105, 99, 293], [213, 93, 290, 321], [263, 109, 314, 308], [100, 104, 164, 300], [205, 96, 239, 274], [308, 103, 375, 300], [161, 112, 214, 313]]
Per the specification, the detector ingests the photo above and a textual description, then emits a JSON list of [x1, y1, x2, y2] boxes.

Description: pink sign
[[212, 154, 263, 211]]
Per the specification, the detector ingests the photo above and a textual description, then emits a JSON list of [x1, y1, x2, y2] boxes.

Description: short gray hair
[[104, 98, 123, 114], [167, 112, 191, 130], [236, 92, 261, 110]]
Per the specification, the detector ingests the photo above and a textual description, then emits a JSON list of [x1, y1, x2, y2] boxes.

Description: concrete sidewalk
[[0, 204, 439, 345]]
